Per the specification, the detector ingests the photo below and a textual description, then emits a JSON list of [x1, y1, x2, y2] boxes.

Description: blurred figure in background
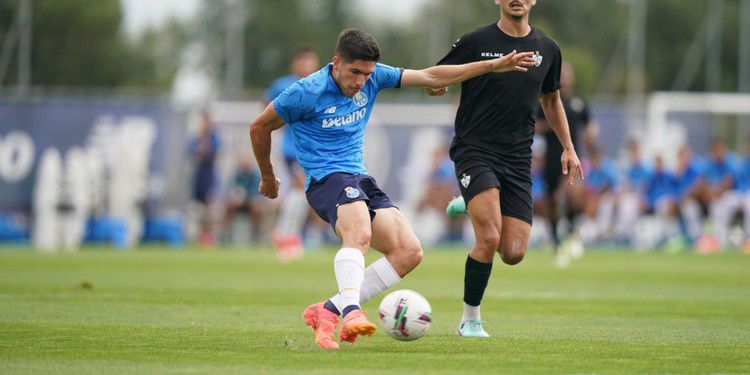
[[537, 62, 594, 260], [674, 145, 705, 246], [417, 145, 462, 242], [264, 46, 320, 261], [698, 139, 742, 251], [643, 155, 679, 250], [223, 154, 263, 244], [580, 145, 618, 245], [189, 112, 220, 247], [615, 139, 652, 244]]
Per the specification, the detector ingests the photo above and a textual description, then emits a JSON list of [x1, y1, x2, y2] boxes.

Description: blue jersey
[[624, 161, 652, 193], [645, 170, 677, 208], [675, 157, 705, 198], [265, 74, 300, 159], [703, 154, 740, 188], [273, 63, 402, 189], [586, 159, 618, 193], [737, 157, 750, 192]]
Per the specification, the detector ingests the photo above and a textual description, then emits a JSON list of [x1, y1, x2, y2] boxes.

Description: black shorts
[[454, 158, 533, 225], [543, 155, 563, 193], [305, 172, 397, 229]]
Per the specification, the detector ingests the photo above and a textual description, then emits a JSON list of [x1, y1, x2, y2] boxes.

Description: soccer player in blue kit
[[249, 28, 536, 349]]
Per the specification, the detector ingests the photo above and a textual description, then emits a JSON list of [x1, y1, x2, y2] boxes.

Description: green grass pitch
[[0, 247, 748, 374]]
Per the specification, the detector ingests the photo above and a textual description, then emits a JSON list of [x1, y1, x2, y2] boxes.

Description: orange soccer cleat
[[302, 302, 340, 350], [340, 310, 377, 343]]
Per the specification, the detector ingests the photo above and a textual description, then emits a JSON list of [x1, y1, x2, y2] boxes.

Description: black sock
[[463, 255, 492, 306], [342, 305, 360, 317], [550, 217, 560, 249], [323, 300, 340, 316]]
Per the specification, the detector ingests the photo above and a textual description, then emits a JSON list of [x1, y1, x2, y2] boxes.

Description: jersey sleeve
[[437, 33, 475, 65], [542, 47, 562, 93], [272, 82, 313, 124], [372, 63, 404, 90]]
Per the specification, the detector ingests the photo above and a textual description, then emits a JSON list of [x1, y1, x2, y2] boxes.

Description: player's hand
[[425, 87, 448, 96], [561, 148, 583, 186], [259, 175, 281, 199], [491, 50, 536, 73]]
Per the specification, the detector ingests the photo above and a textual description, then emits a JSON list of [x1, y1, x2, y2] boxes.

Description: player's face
[[291, 53, 320, 78], [332, 56, 376, 98], [496, 0, 536, 19]]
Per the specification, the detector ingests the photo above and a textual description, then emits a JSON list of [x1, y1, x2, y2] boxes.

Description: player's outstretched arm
[[401, 50, 535, 89], [249, 103, 285, 199], [539, 90, 583, 185]]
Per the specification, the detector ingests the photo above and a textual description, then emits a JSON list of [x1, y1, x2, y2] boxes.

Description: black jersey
[[438, 23, 562, 163]]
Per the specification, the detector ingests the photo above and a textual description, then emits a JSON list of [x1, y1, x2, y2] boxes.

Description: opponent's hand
[[561, 148, 583, 186], [491, 50, 536, 73], [259, 175, 281, 199], [425, 87, 448, 96]]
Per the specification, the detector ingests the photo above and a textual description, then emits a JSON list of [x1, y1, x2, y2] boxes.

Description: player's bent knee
[[476, 230, 501, 254], [499, 244, 527, 265], [343, 226, 372, 251]]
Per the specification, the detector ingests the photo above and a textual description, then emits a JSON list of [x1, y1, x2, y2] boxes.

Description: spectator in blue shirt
[[615, 140, 653, 243], [223, 154, 263, 243], [702, 139, 743, 250], [582, 146, 618, 244]]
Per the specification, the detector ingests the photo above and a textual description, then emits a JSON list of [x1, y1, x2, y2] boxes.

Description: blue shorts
[[305, 172, 397, 229]]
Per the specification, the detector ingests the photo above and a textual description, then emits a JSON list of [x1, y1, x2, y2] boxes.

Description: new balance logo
[[322, 108, 366, 128], [324, 106, 336, 114]]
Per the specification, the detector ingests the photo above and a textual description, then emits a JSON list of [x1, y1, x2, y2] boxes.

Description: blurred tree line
[[0, 0, 746, 95]]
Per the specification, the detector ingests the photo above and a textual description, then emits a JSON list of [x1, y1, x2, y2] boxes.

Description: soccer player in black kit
[[431, 0, 583, 337]]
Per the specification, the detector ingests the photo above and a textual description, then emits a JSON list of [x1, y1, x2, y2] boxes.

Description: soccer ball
[[378, 289, 432, 341]]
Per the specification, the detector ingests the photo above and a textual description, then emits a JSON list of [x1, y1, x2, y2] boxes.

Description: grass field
[[0, 247, 748, 374]]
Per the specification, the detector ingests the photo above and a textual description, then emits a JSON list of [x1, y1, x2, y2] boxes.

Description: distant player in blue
[[263, 46, 320, 261], [674, 146, 707, 244], [615, 140, 653, 244], [249, 28, 536, 349], [644, 155, 679, 247], [582, 146, 618, 244], [702, 139, 742, 249]]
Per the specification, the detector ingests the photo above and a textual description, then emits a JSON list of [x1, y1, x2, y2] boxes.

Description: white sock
[[333, 247, 365, 313], [461, 302, 481, 323], [329, 256, 401, 312]]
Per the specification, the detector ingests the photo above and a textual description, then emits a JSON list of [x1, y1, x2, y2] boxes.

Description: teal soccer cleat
[[456, 320, 490, 338], [446, 196, 467, 218]]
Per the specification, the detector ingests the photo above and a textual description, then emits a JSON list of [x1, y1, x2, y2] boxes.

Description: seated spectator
[[644, 155, 679, 247], [223, 154, 263, 244], [615, 139, 653, 243], [699, 139, 742, 251], [581, 146, 618, 244], [674, 145, 706, 245]]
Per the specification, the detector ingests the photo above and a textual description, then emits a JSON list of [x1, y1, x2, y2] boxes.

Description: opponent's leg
[[458, 187, 502, 337]]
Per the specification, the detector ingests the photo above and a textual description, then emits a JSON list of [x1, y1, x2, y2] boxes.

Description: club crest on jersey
[[532, 51, 543, 67], [461, 174, 471, 188], [353, 91, 368, 107], [344, 187, 360, 199]]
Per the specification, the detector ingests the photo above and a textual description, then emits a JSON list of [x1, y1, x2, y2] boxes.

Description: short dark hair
[[292, 45, 316, 60], [335, 28, 381, 62]]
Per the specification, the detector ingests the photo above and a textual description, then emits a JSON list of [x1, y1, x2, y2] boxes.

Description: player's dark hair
[[335, 28, 381, 62], [292, 45, 316, 60]]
